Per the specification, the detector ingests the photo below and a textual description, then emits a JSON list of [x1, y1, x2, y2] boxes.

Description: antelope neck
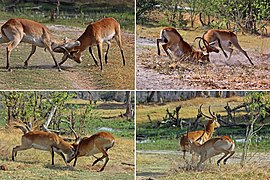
[[205, 121, 215, 136]]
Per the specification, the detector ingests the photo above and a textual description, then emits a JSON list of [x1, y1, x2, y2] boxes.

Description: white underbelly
[[103, 32, 115, 42], [32, 143, 48, 151], [85, 147, 100, 156], [22, 35, 45, 47]]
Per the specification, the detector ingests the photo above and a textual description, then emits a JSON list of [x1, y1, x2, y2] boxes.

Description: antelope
[[12, 125, 76, 165], [187, 132, 235, 170], [157, 27, 210, 62], [0, 18, 80, 71], [180, 105, 220, 159], [59, 17, 125, 70], [67, 132, 115, 172], [198, 29, 254, 65]]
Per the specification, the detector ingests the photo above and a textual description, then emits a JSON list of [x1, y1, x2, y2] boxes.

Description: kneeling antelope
[[157, 27, 210, 62], [59, 17, 125, 71], [0, 18, 79, 71], [12, 125, 76, 165], [198, 29, 254, 65], [67, 131, 115, 172], [188, 132, 235, 170]]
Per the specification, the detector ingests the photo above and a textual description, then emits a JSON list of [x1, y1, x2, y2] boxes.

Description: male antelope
[[0, 18, 79, 71], [12, 125, 75, 165], [67, 132, 115, 172], [157, 27, 209, 62], [180, 105, 220, 159], [59, 17, 125, 70], [188, 134, 235, 170], [199, 29, 254, 65]]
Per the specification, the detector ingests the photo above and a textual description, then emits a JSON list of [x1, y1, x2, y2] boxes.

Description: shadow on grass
[[96, 103, 125, 110], [136, 171, 166, 178], [0, 65, 77, 71], [44, 164, 78, 171]]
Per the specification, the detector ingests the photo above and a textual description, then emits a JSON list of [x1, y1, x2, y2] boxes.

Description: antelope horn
[[53, 46, 71, 56], [195, 37, 211, 53], [208, 105, 215, 118], [199, 104, 212, 119], [68, 125, 79, 141]]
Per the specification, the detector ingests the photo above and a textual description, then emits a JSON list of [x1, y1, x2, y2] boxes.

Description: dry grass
[[0, 23, 135, 90], [137, 151, 270, 180], [136, 96, 244, 125], [0, 128, 134, 179]]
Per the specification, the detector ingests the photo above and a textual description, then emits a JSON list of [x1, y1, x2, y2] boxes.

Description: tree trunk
[[157, 91, 163, 104], [125, 91, 132, 120], [147, 91, 155, 103]]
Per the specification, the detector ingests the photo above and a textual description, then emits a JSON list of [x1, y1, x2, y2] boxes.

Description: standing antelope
[[180, 105, 220, 159], [188, 134, 235, 170], [157, 27, 210, 62], [12, 125, 76, 165], [67, 132, 115, 172], [59, 17, 125, 71], [198, 29, 254, 65], [0, 18, 79, 71]]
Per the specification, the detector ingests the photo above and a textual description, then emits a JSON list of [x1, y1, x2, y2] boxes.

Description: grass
[[137, 152, 270, 180], [0, 99, 135, 179], [0, 129, 134, 180], [0, 2, 135, 90]]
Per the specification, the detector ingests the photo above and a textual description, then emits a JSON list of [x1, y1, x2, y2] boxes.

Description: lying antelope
[[0, 18, 79, 71], [59, 17, 125, 70], [188, 133, 235, 170], [180, 105, 220, 159], [12, 125, 76, 165], [198, 29, 254, 65], [67, 131, 115, 172], [157, 27, 210, 62]]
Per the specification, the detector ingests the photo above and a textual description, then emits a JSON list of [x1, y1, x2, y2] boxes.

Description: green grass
[[0, 99, 135, 179], [136, 97, 270, 152], [0, 1, 134, 32]]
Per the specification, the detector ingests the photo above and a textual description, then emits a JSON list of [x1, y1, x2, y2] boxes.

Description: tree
[[125, 91, 133, 121], [240, 92, 270, 166]]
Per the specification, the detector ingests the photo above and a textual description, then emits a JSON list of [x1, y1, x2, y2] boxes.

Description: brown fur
[[0, 18, 63, 71], [12, 127, 75, 165], [202, 29, 253, 65], [188, 135, 235, 170], [180, 118, 220, 158], [61, 17, 125, 70], [157, 27, 209, 62], [67, 132, 115, 172]]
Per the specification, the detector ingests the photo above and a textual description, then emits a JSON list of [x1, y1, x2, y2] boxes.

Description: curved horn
[[53, 46, 71, 56], [194, 37, 204, 51], [69, 125, 79, 141], [199, 104, 212, 119], [208, 105, 215, 118], [195, 37, 211, 53]]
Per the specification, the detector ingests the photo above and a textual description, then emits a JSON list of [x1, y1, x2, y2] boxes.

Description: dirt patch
[[136, 37, 270, 90]]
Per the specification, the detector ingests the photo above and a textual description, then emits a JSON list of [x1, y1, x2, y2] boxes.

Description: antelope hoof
[[24, 62, 28, 67]]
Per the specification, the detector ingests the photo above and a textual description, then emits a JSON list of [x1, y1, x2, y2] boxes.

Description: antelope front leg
[[89, 46, 98, 66], [97, 43, 103, 70]]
